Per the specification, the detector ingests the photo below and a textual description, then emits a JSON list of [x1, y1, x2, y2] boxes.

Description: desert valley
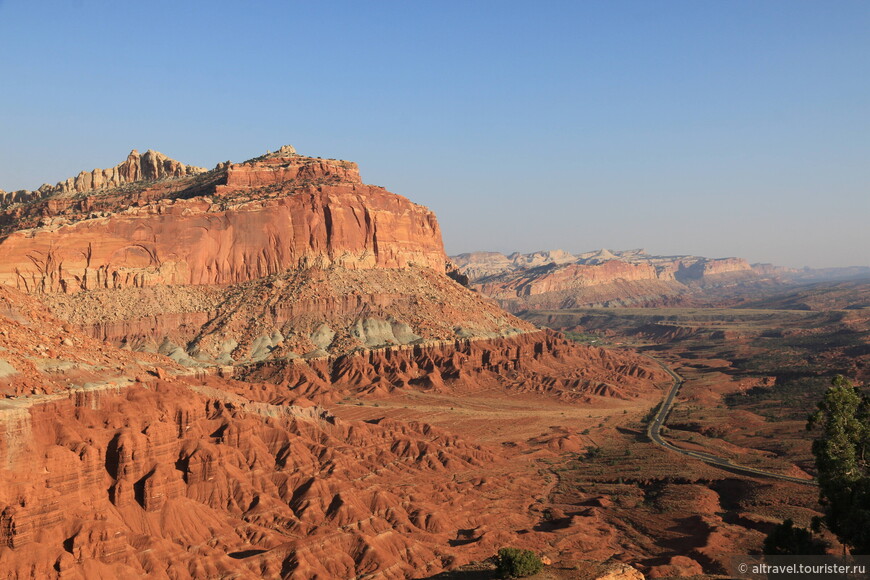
[[0, 146, 866, 579]]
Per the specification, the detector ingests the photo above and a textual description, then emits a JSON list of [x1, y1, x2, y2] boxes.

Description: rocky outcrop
[[595, 563, 646, 580], [0, 149, 206, 206], [218, 146, 361, 191]]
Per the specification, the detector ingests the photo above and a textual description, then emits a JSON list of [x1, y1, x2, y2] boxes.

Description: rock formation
[[0, 149, 206, 207], [0, 146, 494, 363], [453, 249, 772, 310], [0, 151, 445, 293], [238, 329, 665, 405]]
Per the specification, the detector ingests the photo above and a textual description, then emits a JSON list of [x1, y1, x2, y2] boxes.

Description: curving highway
[[644, 355, 817, 487]]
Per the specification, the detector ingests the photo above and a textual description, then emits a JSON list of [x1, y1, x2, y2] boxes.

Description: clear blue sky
[[1, 0, 867, 268]]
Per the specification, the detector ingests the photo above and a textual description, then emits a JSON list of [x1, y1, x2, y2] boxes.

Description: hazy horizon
[[1, 1, 867, 270]]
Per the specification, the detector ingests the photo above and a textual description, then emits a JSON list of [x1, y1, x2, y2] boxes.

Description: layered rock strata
[[0, 153, 445, 293], [237, 329, 666, 405], [453, 249, 766, 310], [0, 146, 490, 361]]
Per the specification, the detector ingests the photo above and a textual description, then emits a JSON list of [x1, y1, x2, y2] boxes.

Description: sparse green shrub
[[585, 446, 602, 460], [496, 547, 543, 578], [763, 519, 827, 555]]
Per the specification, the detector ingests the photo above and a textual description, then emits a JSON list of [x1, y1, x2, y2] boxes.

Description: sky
[[0, 1, 867, 269]]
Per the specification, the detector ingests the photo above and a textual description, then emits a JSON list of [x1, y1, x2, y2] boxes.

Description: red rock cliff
[[0, 147, 447, 293]]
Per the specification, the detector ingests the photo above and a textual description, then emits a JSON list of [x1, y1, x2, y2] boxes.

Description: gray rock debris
[[249, 331, 284, 362], [351, 318, 421, 348], [0, 359, 17, 378], [310, 324, 335, 350]]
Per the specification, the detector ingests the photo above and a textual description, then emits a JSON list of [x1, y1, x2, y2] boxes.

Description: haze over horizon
[[1, 0, 867, 270]]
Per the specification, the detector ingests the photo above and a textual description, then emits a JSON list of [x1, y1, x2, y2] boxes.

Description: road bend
[[643, 354, 817, 487]]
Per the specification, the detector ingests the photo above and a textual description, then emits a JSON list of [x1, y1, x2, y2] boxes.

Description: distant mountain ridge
[[452, 249, 870, 310], [452, 249, 780, 310], [455, 248, 765, 282]]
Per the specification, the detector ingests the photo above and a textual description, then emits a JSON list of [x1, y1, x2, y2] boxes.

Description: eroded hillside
[[0, 147, 675, 579]]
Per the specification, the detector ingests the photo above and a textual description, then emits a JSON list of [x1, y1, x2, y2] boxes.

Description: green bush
[[585, 445, 603, 459], [763, 519, 826, 555], [496, 547, 543, 578]]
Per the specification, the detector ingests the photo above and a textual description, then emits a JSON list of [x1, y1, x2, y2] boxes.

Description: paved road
[[644, 355, 817, 487]]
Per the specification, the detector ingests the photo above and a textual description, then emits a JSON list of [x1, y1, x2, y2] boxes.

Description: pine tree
[[806, 375, 870, 553]]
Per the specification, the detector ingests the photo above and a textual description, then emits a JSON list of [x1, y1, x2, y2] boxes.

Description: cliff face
[[660, 256, 753, 282], [477, 261, 661, 299], [455, 249, 754, 286], [453, 249, 762, 310], [0, 149, 445, 294], [1, 187, 445, 292]]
